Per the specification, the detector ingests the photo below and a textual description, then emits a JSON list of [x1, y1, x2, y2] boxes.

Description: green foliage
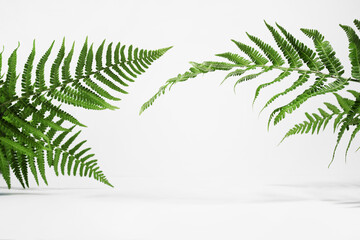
[[0, 38, 171, 188], [141, 19, 360, 165]]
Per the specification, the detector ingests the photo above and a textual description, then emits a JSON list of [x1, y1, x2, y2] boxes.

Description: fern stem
[[255, 64, 360, 83]]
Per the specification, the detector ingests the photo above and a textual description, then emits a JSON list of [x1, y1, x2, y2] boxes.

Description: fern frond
[[215, 52, 252, 66], [10, 150, 25, 188], [35, 148, 47, 185], [336, 91, 360, 161], [354, 19, 360, 31], [4, 44, 19, 97], [36, 41, 55, 92], [264, 21, 303, 68], [270, 76, 349, 127], [49, 129, 112, 186], [222, 68, 251, 84], [260, 73, 310, 112], [21, 41, 35, 96], [75, 38, 88, 79], [246, 32, 285, 66], [0, 39, 170, 188], [340, 24, 360, 79], [0, 146, 11, 188], [253, 71, 291, 105], [0, 137, 35, 157], [301, 28, 344, 76], [140, 19, 360, 164], [50, 39, 65, 88], [345, 123, 360, 159], [61, 41, 75, 82], [231, 40, 269, 65], [233, 69, 269, 92], [140, 60, 223, 114], [281, 106, 336, 143], [333, 93, 351, 112], [276, 23, 323, 71]]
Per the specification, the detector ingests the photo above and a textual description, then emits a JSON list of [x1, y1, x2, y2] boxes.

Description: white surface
[[2, 177, 360, 239], [1, 0, 360, 239]]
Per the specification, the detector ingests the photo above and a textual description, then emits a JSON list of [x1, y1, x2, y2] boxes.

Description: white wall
[[1, 0, 360, 188]]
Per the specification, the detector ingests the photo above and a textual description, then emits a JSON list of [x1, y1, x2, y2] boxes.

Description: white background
[[1, 0, 360, 239]]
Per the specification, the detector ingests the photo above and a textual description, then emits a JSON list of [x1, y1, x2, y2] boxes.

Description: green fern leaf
[[95, 40, 105, 71], [61, 130, 81, 151], [281, 107, 335, 143], [269, 76, 345, 126], [126, 45, 142, 75], [215, 52, 252, 66], [0, 137, 35, 157], [202, 61, 237, 71], [83, 77, 121, 101], [324, 102, 340, 114], [222, 68, 252, 84], [21, 41, 36, 96], [17, 151, 29, 187], [0, 147, 11, 188], [53, 148, 61, 176], [35, 41, 55, 92], [333, 113, 345, 132], [231, 40, 269, 65], [50, 39, 65, 87], [36, 148, 47, 185], [246, 32, 285, 66], [3, 111, 50, 144], [338, 92, 360, 160], [253, 71, 291, 104], [264, 21, 302, 68], [0, 38, 170, 188], [106, 42, 113, 67], [28, 153, 39, 185], [41, 99, 86, 127], [301, 28, 344, 76], [85, 44, 94, 75], [62, 42, 75, 82], [354, 19, 360, 31], [93, 72, 128, 94], [103, 68, 129, 87], [60, 152, 69, 176], [52, 126, 75, 147], [260, 73, 310, 112], [345, 124, 360, 159], [75, 37, 88, 79], [234, 70, 268, 92], [340, 24, 360, 79], [69, 140, 86, 155], [277, 23, 323, 71], [4, 44, 19, 97], [333, 93, 351, 112]]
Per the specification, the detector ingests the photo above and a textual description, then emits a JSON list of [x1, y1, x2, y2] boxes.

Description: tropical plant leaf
[[0, 39, 171, 188], [141, 19, 360, 165]]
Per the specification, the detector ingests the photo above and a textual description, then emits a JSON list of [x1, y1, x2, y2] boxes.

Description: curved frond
[[141, 19, 360, 164], [301, 28, 344, 76], [231, 40, 269, 65], [264, 21, 302, 68], [276, 23, 323, 71], [340, 24, 360, 79], [253, 70, 291, 105], [246, 32, 285, 66], [0, 39, 171, 188], [260, 73, 310, 112]]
